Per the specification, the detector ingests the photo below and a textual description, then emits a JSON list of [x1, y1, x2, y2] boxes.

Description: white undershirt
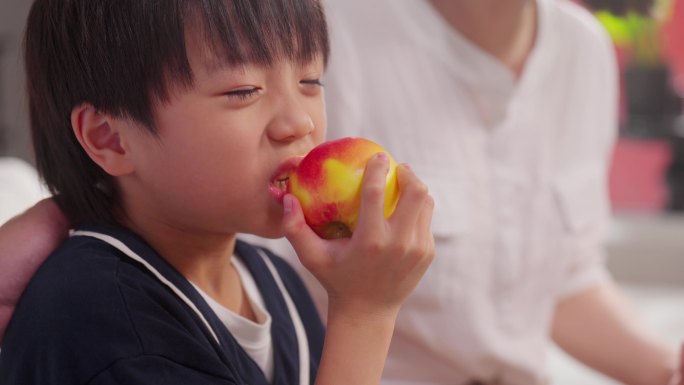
[[191, 256, 274, 383]]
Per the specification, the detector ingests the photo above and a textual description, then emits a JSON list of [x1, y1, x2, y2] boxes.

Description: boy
[[0, 1, 435, 384]]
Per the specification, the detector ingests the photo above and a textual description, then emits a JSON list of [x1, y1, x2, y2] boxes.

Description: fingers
[[354, 158, 434, 258], [34, 198, 70, 245], [386, 164, 435, 282], [299, 157, 435, 318], [0, 197, 67, 345], [354, 153, 390, 236], [281, 194, 328, 272], [389, 164, 431, 243], [0, 197, 68, 267], [414, 192, 435, 257]]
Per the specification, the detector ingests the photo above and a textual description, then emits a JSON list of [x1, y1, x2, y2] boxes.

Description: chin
[[246, 211, 286, 239], [251, 225, 285, 239]]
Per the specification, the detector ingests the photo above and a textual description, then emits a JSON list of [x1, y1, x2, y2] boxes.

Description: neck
[[428, 0, 538, 77], [121, 199, 237, 290], [123, 211, 255, 319], [128, 219, 236, 279]]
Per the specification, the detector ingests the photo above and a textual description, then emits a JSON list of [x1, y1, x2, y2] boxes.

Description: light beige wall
[[0, 0, 33, 162], [606, 214, 684, 285]]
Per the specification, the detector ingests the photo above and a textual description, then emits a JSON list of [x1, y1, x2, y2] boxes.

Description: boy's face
[[118, 37, 327, 239]]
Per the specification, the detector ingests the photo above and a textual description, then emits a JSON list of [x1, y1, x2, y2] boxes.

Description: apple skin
[[289, 137, 399, 239]]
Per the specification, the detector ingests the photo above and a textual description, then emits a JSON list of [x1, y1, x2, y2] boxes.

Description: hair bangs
[[186, 0, 329, 70]]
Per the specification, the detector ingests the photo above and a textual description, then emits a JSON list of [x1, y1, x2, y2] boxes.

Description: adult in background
[[246, 0, 682, 383]]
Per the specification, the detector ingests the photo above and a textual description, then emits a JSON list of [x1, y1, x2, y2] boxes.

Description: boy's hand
[[0, 198, 69, 343], [282, 153, 435, 320]]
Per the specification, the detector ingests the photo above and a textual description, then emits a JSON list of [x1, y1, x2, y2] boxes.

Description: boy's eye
[[225, 87, 260, 100], [300, 78, 323, 87]]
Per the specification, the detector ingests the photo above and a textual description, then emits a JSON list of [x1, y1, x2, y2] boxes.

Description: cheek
[[131, 131, 235, 203], [152, 111, 260, 192], [146, 154, 262, 229], [163, 145, 248, 196], [311, 98, 327, 144]]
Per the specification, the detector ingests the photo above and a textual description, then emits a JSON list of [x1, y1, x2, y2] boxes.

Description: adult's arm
[[677, 345, 684, 385], [552, 279, 679, 385], [0, 198, 69, 343]]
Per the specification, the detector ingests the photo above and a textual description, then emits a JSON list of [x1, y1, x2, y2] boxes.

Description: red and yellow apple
[[289, 137, 399, 239]]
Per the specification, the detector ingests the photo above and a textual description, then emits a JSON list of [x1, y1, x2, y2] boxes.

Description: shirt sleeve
[[557, 242, 612, 299], [88, 355, 236, 385], [555, 6, 620, 299], [554, 154, 615, 300]]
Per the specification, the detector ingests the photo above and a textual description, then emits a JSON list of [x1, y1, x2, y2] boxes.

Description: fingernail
[[401, 163, 412, 171], [376, 152, 388, 161], [283, 195, 293, 214]]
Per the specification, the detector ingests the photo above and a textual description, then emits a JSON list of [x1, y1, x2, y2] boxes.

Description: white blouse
[[243, 0, 619, 383]]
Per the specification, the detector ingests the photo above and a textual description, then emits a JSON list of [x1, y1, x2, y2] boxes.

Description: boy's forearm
[[552, 280, 677, 385], [314, 305, 398, 385]]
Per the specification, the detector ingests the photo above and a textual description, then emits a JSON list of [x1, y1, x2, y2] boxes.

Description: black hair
[[24, 0, 329, 226]]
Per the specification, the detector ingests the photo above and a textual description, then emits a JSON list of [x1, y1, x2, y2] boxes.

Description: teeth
[[274, 177, 288, 191]]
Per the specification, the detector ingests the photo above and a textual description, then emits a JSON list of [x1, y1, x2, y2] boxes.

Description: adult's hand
[[552, 280, 678, 385], [0, 198, 69, 344], [670, 344, 683, 385]]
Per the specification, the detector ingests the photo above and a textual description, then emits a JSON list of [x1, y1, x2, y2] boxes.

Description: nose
[[266, 94, 315, 143]]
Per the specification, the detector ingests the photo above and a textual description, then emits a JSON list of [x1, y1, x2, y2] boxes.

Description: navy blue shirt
[[0, 224, 325, 385]]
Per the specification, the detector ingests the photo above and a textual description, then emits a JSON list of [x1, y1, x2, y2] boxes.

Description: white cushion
[[0, 157, 49, 225]]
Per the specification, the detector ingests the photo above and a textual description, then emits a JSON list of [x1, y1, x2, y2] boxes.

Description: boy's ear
[[70, 104, 135, 176]]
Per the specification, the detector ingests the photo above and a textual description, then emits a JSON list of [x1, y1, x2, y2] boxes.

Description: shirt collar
[[395, 0, 552, 128]]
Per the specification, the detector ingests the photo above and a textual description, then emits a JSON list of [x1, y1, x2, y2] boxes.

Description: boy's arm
[[552, 279, 679, 385], [283, 154, 435, 385], [0, 198, 69, 343]]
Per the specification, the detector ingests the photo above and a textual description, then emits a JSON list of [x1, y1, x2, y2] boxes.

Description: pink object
[[609, 138, 673, 211]]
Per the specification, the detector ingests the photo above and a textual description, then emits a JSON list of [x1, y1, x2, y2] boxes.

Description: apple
[[289, 137, 399, 239]]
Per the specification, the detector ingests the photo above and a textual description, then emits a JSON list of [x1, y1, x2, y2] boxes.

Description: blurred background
[[551, 0, 684, 383], [0, 0, 681, 383]]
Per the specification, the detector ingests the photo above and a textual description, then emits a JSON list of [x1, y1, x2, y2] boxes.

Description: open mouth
[[271, 174, 290, 193], [269, 156, 302, 203], [268, 175, 290, 204]]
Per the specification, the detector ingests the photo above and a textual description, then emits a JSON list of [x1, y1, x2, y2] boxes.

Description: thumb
[[281, 194, 327, 271]]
